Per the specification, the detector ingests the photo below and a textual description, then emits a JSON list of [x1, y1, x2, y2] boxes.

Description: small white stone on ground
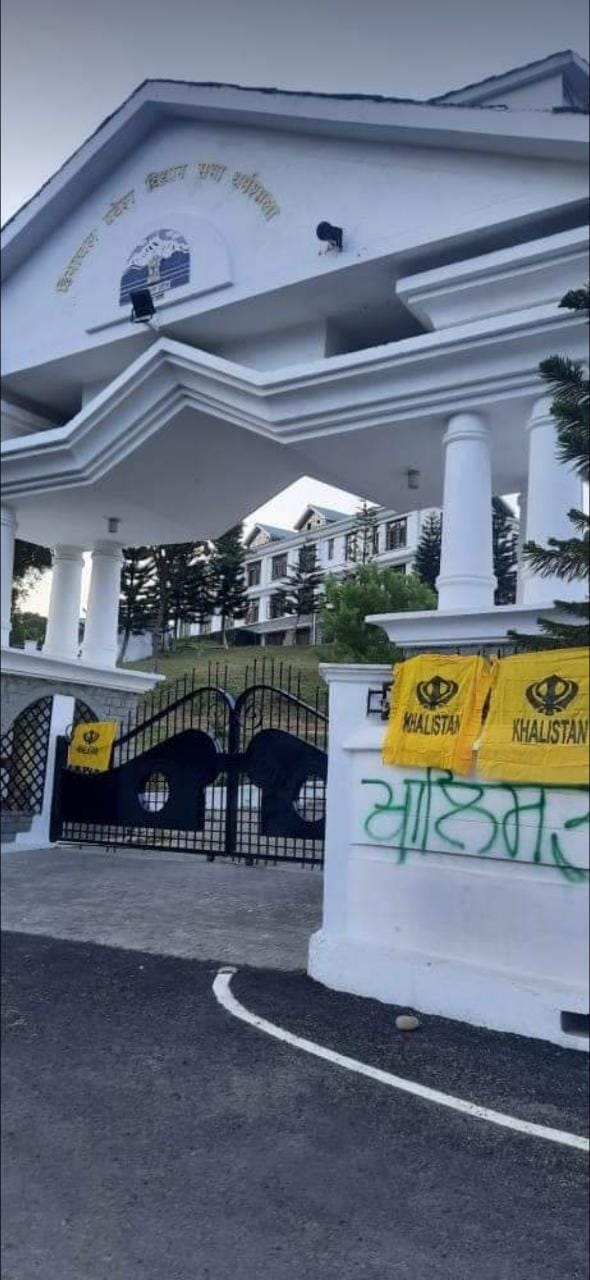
[[395, 1014, 421, 1031]]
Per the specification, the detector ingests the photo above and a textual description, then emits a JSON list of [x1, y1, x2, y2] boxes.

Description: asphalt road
[[2, 931, 588, 1280]]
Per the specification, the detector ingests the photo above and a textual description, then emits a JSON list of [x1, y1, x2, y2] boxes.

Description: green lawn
[[124, 642, 327, 702]]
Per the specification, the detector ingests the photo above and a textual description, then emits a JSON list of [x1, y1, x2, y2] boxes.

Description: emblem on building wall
[[119, 229, 190, 306]]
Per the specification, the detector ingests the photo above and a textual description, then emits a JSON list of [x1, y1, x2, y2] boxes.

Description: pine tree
[[118, 546, 155, 661], [351, 500, 380, 566], [513, 284, 589, 648], [209, 525, 248, 646], [413, 504, 519, 603], [144, 542, 210, 655], [492, 497, 519, 605], [284, 540, 324, 630], [413, 512, 442, 593]]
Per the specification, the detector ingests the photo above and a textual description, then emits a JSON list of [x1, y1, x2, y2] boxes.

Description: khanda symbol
[[416, 675, 459, 709], [525, 674, 579, 717], [83, 729, 100, 745]]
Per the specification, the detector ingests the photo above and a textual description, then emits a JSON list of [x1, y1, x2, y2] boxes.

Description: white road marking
[[212, 970, 589, 1153]]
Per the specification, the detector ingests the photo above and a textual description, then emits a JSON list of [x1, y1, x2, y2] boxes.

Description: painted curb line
[[213, 968, 589, 1153]]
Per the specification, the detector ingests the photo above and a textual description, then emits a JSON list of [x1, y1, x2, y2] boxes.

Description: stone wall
[[0, 673, 141, 736]]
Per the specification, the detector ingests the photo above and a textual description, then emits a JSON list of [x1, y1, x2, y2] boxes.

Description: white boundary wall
[[308, 665, 590, 1051]]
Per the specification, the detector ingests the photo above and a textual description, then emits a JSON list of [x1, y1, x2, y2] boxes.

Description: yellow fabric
[[478, 647, 589, 785], [382, 654, 493, 776], [68, 722, 118, 772]]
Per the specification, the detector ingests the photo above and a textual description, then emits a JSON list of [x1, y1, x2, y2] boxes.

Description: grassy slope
[[124, 642, 326, 701]]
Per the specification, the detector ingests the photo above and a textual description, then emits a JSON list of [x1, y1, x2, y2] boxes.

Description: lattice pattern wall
[[0, 697, 53, 814]]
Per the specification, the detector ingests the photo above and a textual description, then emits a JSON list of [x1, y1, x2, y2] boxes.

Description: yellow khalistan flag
[[68, 722, 118, 772], [478, 647, 589, 785], [382, 654, 493, 776]]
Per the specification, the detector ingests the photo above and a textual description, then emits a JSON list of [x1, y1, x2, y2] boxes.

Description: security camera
[[316, 221, 343, 251]]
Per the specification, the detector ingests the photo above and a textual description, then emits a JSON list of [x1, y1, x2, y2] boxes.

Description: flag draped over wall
[[68, 722, 118, 772], [478, 648, 589, 785], [382, 654, 492, 776]]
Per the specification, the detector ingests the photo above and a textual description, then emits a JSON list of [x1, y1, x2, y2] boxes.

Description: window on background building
[[247, 560, 261, 587], [245, 601, 259, 624], [201, 618, 212, 634], [386, 517, 408, 551], [372, 525, 380, 555], [327, 538, 335, 561], [271, 554, 288, 580], [270, 592, 287, 619], [345, 532, 357, 561], [392, 563, 406, 575]]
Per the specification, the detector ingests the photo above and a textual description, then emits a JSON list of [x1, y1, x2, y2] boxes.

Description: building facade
[[1, 44, 588, 914], [196, 503, 438, 645]]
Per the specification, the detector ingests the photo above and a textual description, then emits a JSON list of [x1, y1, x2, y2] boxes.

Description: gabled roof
[[2, 69, 587, 282], [244, 522, 292, 548], [294, 504, 350, 530], [431, 50, 589, 109]]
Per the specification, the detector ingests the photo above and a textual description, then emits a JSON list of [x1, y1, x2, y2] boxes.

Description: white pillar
[[521, 396, 585, 606], [43, 546, 85, 659], [81, 543, 123, 668], [436, 412, 496, 611], [1, 505, 17, 648]]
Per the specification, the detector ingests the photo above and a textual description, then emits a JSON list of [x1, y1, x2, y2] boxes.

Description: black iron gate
[[51, 668, 328, 867]]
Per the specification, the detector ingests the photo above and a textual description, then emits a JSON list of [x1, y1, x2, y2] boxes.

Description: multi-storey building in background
[[194, 502, 439, 646]]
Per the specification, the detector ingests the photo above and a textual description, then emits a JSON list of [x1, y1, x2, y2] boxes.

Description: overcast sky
[[3, 0, 587, 612]]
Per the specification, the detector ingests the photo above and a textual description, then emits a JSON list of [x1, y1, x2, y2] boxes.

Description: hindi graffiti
[[360, 769, 589, 883]]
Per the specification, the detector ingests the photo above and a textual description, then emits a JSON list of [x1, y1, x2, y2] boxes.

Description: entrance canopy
[[2, 289, 587, 549]]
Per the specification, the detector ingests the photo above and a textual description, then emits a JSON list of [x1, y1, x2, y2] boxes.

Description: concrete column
[[1, 505, 17, 648], [43, 546, 85, 659], [436, 412, 496, 611], [81, 543, 124, 668], [521, 396, 585, 606]]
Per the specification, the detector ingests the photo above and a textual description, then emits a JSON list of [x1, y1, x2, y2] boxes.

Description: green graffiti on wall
[[360, 770, 589, 882]]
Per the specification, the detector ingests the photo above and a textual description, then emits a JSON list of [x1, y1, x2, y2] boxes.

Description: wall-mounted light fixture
[[130, 288, 156, 323], [406, 468, 420, 491], [107, 517, 121, 534]]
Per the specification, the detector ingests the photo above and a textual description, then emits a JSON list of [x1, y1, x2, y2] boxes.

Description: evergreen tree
[[118, 546, 155, 661], [209, 525, 248, 646], [513, 284, 589, 648], [283, 540, 324, 628], [413, 512, 442, 593], [144, 542, 211, 655], [351, 500, 380, 566], [11, 541, 52, 610], [492, 497, 519, 605], [413, 503, 519, 604]]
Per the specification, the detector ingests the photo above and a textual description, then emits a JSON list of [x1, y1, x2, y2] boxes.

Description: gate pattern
[[0, 696, 53, 814], [52, 669, 328, 867]]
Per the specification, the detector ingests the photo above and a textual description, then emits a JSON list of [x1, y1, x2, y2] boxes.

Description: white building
[[197, 502, 439, 645], [1, 52, 588, 1042]]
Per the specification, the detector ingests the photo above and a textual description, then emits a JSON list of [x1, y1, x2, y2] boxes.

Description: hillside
[[124, 642, 326, 702]]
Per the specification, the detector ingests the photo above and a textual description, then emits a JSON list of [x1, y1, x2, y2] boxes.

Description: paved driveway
[[1, 846, 588, 1279], [2, 932, 588, 1280], [1, 845, 322, 969]]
